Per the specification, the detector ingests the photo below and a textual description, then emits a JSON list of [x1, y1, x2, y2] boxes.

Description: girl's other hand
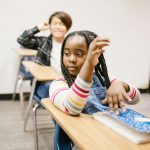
[[101, 80, 131, 114]]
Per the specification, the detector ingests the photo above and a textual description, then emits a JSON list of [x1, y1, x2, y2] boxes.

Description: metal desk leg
[[24, 78, 37, 131], [148, 72, 150, 93], [33, 104, 39, 150], [12, 56, 22, 101]]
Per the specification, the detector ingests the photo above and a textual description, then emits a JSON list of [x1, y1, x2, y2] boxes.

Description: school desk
[[12, 48, 37, 101], [14, 48, 37, 56], [41, 98, 150, 150], [22, 61, 60, 131]]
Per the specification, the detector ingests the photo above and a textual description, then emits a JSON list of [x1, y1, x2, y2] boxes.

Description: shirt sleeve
[[126, 84, 141, 105], [49, 76, 92, 115], [17, 26, 40, 49]]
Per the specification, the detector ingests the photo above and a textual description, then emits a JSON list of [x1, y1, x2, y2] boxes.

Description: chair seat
[[20, 69, 33, 80]]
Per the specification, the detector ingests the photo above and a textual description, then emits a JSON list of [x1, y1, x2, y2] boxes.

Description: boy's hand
[[102, 80, 131, 114], [38, 22, 50, 31]]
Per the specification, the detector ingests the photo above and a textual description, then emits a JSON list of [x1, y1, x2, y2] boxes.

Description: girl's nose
[[69, 54, 77, 63]]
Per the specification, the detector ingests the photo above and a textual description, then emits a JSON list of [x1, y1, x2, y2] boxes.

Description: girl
[[49, 30, 141, 150]]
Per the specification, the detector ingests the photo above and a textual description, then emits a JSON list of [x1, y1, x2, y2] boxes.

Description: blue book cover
[[93, 103, 150, 133]]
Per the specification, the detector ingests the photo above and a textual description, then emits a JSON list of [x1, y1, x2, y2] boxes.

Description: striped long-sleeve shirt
[[49, 75, 141, 115]]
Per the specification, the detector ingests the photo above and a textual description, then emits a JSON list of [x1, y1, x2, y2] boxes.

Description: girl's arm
[[49, 77, 92, 115]]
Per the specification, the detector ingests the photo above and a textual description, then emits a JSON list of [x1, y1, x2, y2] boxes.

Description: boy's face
[[63, 35, 88, 77], [50, 16, 67, 40]]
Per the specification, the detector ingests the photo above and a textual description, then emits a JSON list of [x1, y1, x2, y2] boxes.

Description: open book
[[93, 108, 150, 144]]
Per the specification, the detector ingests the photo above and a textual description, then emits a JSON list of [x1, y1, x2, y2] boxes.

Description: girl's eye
[[64, 52, 70, 56], [77, 53, 83, 57]]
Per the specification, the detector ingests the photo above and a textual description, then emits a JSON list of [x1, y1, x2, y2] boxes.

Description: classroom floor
[[0, 93, 149, 150], [0, 99, 54, 150]]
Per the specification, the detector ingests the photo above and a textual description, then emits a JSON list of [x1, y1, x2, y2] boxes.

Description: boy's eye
[[52, 22, 65, 26], [59, 22, 65, 26]]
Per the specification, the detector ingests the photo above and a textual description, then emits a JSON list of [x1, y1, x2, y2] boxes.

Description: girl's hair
[[60, 30, 111, 89], [48, 11, 72, 31]]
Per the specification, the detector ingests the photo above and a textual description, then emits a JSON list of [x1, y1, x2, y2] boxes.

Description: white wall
[[0, 0, 150, 93]]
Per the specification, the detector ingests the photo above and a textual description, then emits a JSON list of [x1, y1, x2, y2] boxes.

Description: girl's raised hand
[[86, 36, 110, 67]]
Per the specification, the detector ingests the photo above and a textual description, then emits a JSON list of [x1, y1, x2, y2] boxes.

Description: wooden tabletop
[[14, 48, 37, 56], [41, 98, 150, 150], [22, 61, 60, 81]]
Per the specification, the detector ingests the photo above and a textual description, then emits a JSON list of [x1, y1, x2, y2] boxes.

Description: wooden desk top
[[41, 98, 150, 150], [14, 48, 37, 56], [22, 61, 60, 81]]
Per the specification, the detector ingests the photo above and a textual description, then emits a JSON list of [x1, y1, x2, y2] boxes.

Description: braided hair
[[60, 30, 111, 89]]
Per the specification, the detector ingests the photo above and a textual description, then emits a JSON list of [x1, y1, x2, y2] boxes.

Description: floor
[[0, 100, 54, 150], [0, 93, 149, 150]]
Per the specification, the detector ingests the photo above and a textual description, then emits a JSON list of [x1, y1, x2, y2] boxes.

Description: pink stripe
[[131, 88, 136, 99], [63, 103, 69, 113], [51, 88, 67, 103], [74, 83, 89, 93], [130, 88, 135, 98], [72, 86, 88, 98]]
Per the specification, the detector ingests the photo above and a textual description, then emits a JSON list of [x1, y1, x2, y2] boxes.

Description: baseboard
[[138, 88, 150, 94], [0, 93, 30, 100]]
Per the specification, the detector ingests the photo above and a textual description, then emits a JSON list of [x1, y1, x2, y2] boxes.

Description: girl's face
[[50, 16, 67, 41], [63, 35, 88, 76]]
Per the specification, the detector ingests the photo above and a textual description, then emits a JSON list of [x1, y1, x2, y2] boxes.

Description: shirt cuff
[[32, 26, 40, 34], [76, 75, 93, 91]]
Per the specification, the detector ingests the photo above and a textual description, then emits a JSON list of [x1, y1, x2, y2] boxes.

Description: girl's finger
[[96, 36, 110, 42], [117, 94, 126, 111], [119, 100, 126, 112], [114, 103, 119, 115], [108, 97, 113, 110]]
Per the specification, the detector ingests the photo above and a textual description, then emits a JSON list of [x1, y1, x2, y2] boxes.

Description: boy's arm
[[17, 26, 40, 49]]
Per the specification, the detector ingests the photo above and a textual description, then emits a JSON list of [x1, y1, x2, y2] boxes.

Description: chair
[[12, 48, 37, 111], [12, 64, 33, 107]]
